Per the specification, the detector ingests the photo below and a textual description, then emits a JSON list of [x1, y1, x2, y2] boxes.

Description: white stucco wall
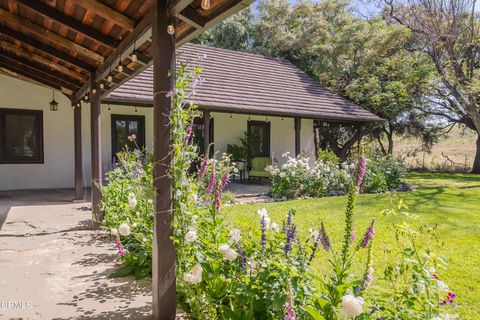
[[0, 75, 76, 190], [0, 76, 316, 191]]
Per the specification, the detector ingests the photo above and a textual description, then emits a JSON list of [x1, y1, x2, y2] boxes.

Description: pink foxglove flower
[[215, 187, 221, 211], [220, 173, 230, 190], [208, 163, 216, 194], [115, 236, 125, 257], [199, 156, 208, 179], [185, 118, 194, 141], [360, 220, 375, 248], [357, 155, 367, 190], [285, 290, 296, 320]]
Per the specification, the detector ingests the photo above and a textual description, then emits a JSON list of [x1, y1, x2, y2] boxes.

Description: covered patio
[[0, 0, 252, 318]]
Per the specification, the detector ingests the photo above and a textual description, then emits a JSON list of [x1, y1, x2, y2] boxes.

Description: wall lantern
[[49, 90, 59, 111]]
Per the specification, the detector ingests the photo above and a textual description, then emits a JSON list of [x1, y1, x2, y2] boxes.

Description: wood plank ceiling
[[0, 0, 252, 102]]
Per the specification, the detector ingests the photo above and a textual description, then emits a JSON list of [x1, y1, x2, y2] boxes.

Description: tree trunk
[[472, 134, 480, 174]]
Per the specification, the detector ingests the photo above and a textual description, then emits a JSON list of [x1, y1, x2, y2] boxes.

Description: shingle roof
[[105, 43, 382, 122]]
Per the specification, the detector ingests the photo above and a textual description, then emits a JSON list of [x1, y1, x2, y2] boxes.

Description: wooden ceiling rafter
[[0, 54, 78, 92], [0, 25, 96, 73], [0, 40, 86, 83], [0, 7, 105, 64], [13, 0, 119, 50], [71, 0, 135, 32]]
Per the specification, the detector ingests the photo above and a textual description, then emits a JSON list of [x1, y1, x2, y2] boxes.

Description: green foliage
[[317, 149, 340, 166], [362, 152, 407, 193]]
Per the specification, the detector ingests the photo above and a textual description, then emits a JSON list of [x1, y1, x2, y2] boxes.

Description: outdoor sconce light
[[130, 52, 138, 62], [201, 0, 211, 10], [49, 90, 59, 111]]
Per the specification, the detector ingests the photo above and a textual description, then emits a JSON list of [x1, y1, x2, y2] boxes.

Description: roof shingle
[[105, 43, 382, 122]]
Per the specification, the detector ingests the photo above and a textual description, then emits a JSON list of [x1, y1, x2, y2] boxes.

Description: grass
[[223, 173, 480, 318]]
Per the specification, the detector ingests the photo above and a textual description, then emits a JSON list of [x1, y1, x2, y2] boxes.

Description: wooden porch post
[[90, 78, 103, 222], [294, 117, 301, 156], [74, 104, 83, 200], [203, 110, 210, 157], [152, 0, 176, 318]]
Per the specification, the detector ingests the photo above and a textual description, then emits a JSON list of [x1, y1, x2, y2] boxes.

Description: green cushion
[[249, 170, 271, 177], [251, 157, 272, 171]]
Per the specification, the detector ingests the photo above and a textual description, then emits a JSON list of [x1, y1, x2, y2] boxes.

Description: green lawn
[[223, 173, 480, 318]]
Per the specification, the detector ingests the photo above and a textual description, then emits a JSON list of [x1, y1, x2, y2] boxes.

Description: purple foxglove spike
[[199, 156, 208, 179], [208, 164, 216, 194], [357, 155, 367, 189], [360, 221, 375, 249]]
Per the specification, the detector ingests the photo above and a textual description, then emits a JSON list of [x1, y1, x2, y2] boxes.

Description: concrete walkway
[[0, 190, 151, 320]]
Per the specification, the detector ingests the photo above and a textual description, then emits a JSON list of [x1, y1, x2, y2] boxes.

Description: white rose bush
[[100, 62, 456, 319]]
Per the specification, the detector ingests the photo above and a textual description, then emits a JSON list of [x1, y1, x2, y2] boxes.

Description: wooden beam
[[94, 11, 152, 84], [14, 0, 118, 49], [203, 110, 210, 156], [152, 0, 176, 318], [178, 7, 207, 30], [0, 52, 80, 90], [0, 8, 104, 63], [0, 40, 86, 82], [0, 61, 62, 91], [90, 75, 103, 223], [294, 117, 301, 156], [74, 104, 84, 201], [0, 25, 95, 72], [171, 0, 193, 15], [72, 0, 135, 31]]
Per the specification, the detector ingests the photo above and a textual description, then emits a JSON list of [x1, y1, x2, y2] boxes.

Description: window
[[0, 109, 43, 164], [111, 114, 145, 159], [248, 120, 270, 157], [192, 117, 214, 157]]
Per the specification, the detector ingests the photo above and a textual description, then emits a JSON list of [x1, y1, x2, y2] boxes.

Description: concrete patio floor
[[0, 189, 151, 320]]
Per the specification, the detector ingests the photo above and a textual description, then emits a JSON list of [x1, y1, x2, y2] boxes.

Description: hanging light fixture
[[107, 75, 113, 83], [167, 23, 175, 35], [201, 0, 211, 10], [131, 40, 137, 62], [49, 90, 59, 111], [117, 63, 124, 73], [100, 83, 105, 89]]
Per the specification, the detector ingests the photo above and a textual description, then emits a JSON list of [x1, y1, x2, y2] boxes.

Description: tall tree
[[384, 0, 480, 173]]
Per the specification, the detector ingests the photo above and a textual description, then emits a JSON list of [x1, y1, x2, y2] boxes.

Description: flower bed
[[101, 62, 456, 319], [266, 151, 409, 200]]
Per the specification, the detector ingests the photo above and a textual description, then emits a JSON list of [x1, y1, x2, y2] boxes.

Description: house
[[0, 42, 380, 192]]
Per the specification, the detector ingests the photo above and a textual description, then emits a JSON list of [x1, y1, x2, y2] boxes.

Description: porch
[[0, 189, 152, 319]]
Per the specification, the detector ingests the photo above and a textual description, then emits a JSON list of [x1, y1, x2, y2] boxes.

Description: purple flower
[[260, 215, 267, 252], [220, 174, 230, 190], [199, 156, 208, 179], [127, 134, 136, 141], [284, 225, 296, 256], [360, 220, 375, 249], [165, 90, 175, 98], [309, 229, 321, 262], [237, 243, 247, 274], [351, 225, 357, 243], [319, 222, 331, 251], [215, 188, 221, 211], [133, 148, 141, 158], [357, 155, 367, 190], [185, 118, 194, 141], [133, 166, 142, 179], [115, 236, 125, 257], [208, 164, 216, 194]]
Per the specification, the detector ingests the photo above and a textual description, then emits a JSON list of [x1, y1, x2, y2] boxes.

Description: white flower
[[229, 228, 241, 243], [219, 243, 230, 251], [147, 199, 153, 204], [192, 193, 198, 201], [435, 279, 450, 292], [363, 267, 374, 287], [132, 222, 137, 228], [118, 223, 131, 236], [271, 222, 279, 232], [128, 193, 137, 208], [223, 248, 238, 261], [110, 228, 118, 236], [142, 237, 148, 242], [183, 264, 203, 284], [340, 294, 364, 318], [279, 172, 286, 178], [431, 313, 458, 320], [185, 229, 198, 243], [218, 243, 238, 261], [257, 208, 268, 217]]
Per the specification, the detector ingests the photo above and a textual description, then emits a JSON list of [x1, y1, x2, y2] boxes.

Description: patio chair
[[248, 157, 273, 183]]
